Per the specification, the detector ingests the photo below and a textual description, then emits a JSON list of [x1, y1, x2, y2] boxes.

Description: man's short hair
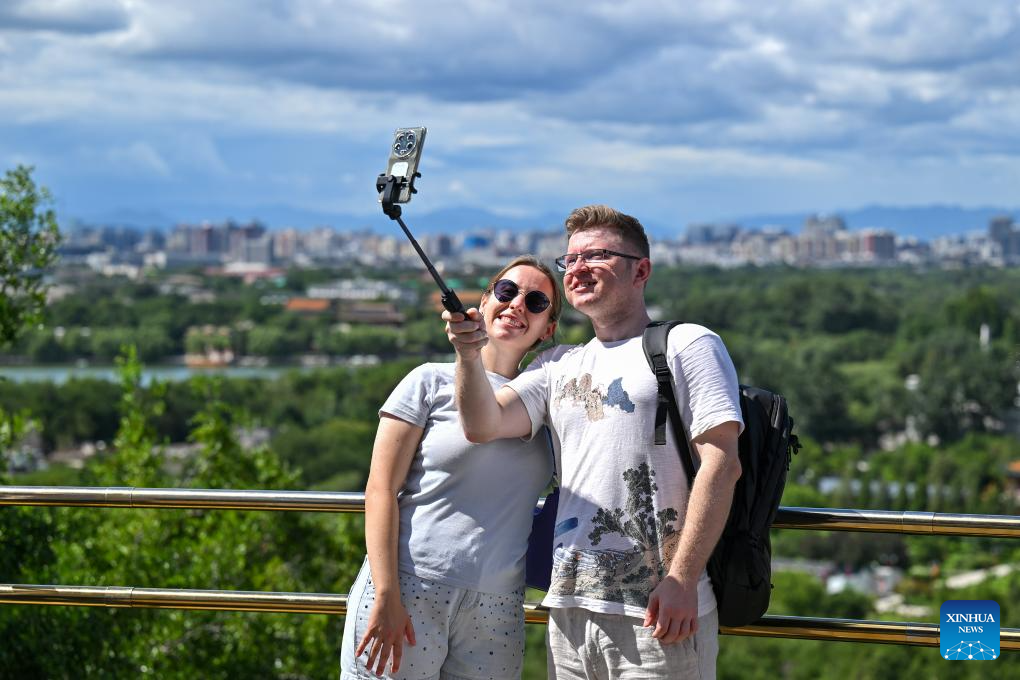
[[564, 205, 650, 260]]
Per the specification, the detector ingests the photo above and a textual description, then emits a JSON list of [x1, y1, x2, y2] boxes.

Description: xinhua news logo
[[940, 600, 999, 660]]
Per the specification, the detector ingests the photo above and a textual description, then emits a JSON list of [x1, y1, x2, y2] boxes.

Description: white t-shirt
[[508, 324, 744, 619], [380, 363, 554, 594]]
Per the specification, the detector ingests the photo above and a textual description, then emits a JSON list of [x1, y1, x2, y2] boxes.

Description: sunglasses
[[491, 279, 551, 314]]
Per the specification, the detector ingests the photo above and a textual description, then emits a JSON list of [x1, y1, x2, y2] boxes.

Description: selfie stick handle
[[377, 174, 465, 315]]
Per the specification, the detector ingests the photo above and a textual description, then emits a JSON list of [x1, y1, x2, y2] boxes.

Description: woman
[[340, 255, 561, 680]]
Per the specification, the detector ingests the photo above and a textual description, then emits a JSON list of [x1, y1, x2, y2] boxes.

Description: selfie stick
[[375, 173, 465, 314]]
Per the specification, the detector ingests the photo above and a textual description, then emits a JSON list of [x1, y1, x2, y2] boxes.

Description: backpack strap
[[642, 321, 697, 485], [542, 425, 558, 485]]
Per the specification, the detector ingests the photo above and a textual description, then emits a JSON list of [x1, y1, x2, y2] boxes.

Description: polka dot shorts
[[340, 558, 526, 680]]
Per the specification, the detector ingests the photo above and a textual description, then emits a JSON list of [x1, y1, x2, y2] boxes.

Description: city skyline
[[61, 210, 1020, 273], [4, 2, 1020, 228]]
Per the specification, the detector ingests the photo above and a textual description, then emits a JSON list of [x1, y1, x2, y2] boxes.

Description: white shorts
[[546, 607, 719, 680], [340, 559, 526, 680]]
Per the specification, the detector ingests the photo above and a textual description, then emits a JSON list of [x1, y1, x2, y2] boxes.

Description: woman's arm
[[356, 413, 425, 677]]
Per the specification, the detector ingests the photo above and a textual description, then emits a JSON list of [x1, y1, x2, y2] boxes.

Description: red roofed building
[[285, 298, 332, 315]]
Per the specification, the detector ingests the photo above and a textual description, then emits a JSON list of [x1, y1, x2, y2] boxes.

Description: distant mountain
[[727, 204, 1018, 241]]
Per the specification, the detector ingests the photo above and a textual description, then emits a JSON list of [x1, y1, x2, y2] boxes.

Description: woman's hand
[[355, 592, 417, 677], [443, 307, 488, 361]]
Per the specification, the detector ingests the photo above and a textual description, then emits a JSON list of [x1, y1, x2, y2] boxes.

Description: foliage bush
[[1, 349, 365, 678]]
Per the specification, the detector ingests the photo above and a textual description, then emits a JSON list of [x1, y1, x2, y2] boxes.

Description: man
[[445, 205, 743, 679]]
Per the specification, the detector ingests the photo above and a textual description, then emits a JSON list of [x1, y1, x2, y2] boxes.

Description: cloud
[[4, 0, 1020, 224], [535, 40, 808, 127], [165, 133, 230, 176], [565, 140, 830, 178], [9, 1, 1020, 145], [105, 141, 171, 177], [0, 0, 129, 35], [103, 2, 661, 100], [835, 2, 1020, 69]]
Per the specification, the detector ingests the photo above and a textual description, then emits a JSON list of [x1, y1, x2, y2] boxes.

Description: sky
[[3, 0, 1020, 232]]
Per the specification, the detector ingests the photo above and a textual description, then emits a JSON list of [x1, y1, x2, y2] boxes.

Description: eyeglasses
[[491, 279, 551, 314], [555, 248, 642, 272]]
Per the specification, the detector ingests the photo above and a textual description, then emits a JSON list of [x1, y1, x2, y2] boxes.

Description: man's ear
[[633, 258, 651, 286]]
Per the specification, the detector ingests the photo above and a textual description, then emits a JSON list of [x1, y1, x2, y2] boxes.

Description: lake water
[[0, 365, 316, 385]]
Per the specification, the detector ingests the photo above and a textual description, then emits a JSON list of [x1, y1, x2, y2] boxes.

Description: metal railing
[[3, 485, 1019, 537], [3, 485, 1019, 650], [3, 582, 1019, 650]]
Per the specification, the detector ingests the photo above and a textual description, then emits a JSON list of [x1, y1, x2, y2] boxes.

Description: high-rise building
[[858, 229, 896, 261], [988, 215, 1019, 264]]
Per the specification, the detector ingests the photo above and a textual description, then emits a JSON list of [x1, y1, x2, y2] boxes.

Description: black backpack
[[642, 321, 799, 627]]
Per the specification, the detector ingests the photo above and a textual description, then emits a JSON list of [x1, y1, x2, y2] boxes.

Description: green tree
[[246, 326, 292, 357], [873, 475, 892, 512], [271, 417, 376, 489], [894, 479, 911, 511], [857, 468, 874, 508], [90, 327, 141, 362], [1, 349, 365, 677], [400, 316, 452, 355], [904, 329, 1018, 442], [944, 285, 1009, 338], [0, 166, 64, 638], [0, 165, 61, 347], [24, 327, 68, 363]]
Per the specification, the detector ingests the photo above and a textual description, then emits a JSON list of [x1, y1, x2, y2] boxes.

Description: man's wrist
[[667, 564, 702, 587]]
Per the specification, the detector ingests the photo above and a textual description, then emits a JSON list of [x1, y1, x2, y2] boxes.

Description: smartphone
[[376, 126, 463, 313], [382, 127, 427, 203]]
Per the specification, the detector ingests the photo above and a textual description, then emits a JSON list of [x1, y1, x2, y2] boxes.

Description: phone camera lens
[[393, 131, 417, 158]]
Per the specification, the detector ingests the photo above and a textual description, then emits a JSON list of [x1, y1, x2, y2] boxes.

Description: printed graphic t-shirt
[[381, 363, 554, 594], [507, 325, 744, 619]]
